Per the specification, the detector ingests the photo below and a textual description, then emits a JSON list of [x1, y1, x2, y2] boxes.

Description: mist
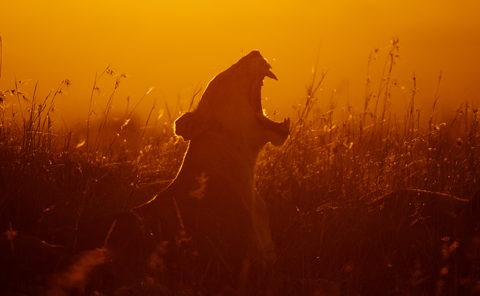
[[1, 0, 479, 125]]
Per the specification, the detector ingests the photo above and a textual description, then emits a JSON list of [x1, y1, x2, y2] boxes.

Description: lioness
[[135, 50, 290, 289]]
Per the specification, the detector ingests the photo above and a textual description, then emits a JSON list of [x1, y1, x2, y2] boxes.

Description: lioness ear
[[174, 112, 205, 140]]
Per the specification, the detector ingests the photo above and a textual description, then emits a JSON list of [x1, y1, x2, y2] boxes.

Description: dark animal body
[[121, 51, 290, 292]]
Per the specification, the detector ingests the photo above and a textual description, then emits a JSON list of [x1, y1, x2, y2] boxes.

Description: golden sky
[[1, 0, 479, 123]]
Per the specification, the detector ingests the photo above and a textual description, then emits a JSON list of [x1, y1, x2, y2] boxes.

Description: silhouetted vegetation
[[1, 44, 479, 295]]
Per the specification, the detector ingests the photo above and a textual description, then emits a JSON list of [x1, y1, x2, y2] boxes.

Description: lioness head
[[175, 50, 290, 147]]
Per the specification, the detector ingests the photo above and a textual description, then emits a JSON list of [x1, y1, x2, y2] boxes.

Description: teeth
[[256, 113, 290, 134], [266, 69, 278, 80]]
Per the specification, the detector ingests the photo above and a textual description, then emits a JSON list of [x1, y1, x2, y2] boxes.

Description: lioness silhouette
[[135, 51, 289, 289]]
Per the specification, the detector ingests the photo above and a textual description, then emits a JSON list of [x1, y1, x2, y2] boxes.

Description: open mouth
[[251, 69, 290, 144], [191, 50, 290, 145]]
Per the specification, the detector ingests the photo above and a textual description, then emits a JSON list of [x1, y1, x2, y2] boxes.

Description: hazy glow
[[1, 0, 479, 123]]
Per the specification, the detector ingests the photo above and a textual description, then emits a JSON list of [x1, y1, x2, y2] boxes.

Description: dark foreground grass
[[1, 47, 480, 295]]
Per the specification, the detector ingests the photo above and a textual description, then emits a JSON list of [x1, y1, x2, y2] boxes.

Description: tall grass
[[1, 41, 479, 294]]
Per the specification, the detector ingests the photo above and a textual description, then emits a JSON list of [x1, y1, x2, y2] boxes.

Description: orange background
[[1, 0, 479, 124]]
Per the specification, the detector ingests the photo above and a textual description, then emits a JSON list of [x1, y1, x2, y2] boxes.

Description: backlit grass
[[1, 42, 479, 295]]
